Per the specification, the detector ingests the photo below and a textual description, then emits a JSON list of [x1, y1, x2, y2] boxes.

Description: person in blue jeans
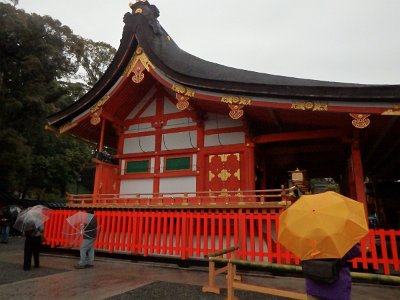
[[75, 209, 97, 269], [0, 209, 12, 243]]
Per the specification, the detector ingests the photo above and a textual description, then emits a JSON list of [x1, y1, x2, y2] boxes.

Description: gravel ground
[[106, 281, 291, 300], [0, 236, 69, 285], [0, 260, 68, 285], [1, 237, 400, 300]]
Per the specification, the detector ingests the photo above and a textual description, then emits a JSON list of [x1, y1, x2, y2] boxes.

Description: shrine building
[[46, 2, 400, 226]]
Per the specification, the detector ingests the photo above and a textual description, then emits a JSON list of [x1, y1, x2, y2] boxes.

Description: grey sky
[[13, 0, 400, 84]]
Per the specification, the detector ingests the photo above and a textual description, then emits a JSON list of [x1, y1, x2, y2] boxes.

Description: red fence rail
[[43, 210, 400, 276], [65, 188, 291, 207]]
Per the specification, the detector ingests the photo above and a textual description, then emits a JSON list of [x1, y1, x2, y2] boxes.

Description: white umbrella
[[63, 211, 97, 241], [13, 205, 52, 233]]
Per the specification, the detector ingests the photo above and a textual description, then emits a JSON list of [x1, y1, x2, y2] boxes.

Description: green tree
[[5, 0, 18, 7], [0, 3, 115, 200], [78, 39, 116, 91]]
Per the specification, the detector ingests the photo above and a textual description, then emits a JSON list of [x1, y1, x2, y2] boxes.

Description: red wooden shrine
[[44, 1, 400, 274]]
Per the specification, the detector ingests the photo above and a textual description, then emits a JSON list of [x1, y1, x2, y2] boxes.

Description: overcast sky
[[11, 0, 400, 84]]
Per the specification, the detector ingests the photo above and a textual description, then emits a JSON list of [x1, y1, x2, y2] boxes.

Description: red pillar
[[246, 142, 256, 190], [99, 118, 106, 152], [351, 138, 368, 217], [91, 118, 106, 203], [153, 91, 163, 194], [196, 119, 205, 191]]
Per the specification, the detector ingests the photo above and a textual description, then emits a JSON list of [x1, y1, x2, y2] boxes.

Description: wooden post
[[202, 246, 239, 294], [226, 261, 235, 300], [201, 261, 221, 294]]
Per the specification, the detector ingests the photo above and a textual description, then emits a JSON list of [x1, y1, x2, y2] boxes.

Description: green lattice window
[[126, 160, 150, 173], [165, 157, 191, 171]]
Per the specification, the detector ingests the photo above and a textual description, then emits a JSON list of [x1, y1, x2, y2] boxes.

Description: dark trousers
[[24, 236, 41, 270]]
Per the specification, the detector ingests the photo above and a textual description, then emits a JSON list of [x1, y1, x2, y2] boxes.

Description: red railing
[[65, 188, 292, 207], [43, 210, 400, 276]]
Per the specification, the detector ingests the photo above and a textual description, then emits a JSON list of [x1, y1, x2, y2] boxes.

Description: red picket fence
[[43, 209, 400, 276]]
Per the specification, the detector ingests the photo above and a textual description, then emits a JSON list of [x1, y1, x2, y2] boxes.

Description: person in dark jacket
[[305, 244, 361, 300], [23, 224, 44, 270], [75, 209, 97, 269]]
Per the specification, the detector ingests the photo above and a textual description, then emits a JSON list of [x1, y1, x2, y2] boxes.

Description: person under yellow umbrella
[[278, 191, 369, 300]]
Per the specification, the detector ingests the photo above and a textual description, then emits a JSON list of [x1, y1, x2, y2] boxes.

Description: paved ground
[[0, 236, 399, 300]]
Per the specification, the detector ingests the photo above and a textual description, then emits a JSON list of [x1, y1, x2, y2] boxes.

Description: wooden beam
[[98, 118, 106, 152], [254, 129, 344, 144], [101, 111, 124, 128], [262, 143, 345, 155]]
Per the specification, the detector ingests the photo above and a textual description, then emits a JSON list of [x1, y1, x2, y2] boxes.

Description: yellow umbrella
[[278, 191, 369, 260]]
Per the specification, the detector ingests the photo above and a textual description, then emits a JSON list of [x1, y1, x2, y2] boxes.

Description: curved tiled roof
[[131, 11, 399, 100], [47, 2, 400, 128]]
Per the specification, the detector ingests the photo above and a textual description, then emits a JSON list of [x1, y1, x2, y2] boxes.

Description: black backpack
[[301, 259, 345, 284]]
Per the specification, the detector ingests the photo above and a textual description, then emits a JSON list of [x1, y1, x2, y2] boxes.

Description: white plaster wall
[[120, 179, 153, 197], [192, 154, 197, 171], [125, 87, 156, 120], [164, 96, 179, 114], [165, 117, 196, 129], [140, 100, 157, 117], [204, 132, 245, 146], [150, 157, 155, 173], [160, 156, 164, 173], [159, 177, 196, 194], [123, 135, 155, 153], [126, 123, 154, 133], [161, 131, 197, 150], [120, 160, 126, 175], [204, 113, 241, 130]]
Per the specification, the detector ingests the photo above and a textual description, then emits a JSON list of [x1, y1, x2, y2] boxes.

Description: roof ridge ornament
[[128, 1, 161, 34]]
